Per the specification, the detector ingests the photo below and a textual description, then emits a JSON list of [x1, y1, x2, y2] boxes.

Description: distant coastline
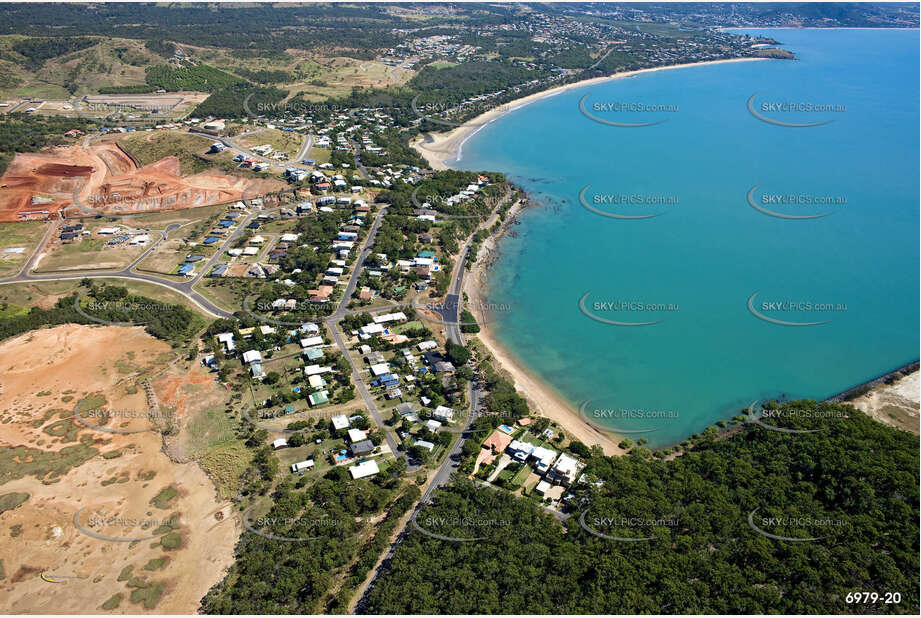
[[411, 56, 770, 170]]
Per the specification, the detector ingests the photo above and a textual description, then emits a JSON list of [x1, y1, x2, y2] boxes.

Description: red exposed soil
[[0, 138, 283, 222], [34, 164, 94, 177]]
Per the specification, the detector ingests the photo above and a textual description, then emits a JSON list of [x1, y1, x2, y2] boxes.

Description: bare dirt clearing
[[851, 370, 919, 435], [0, 138, 280, 222], [0, 325, 238, 613]]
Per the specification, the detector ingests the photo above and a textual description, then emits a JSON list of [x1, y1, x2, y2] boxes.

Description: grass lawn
[[0, 277, 211, 319], [276, 437, 348, 479], [239, 128, 304, 159], [129, 203, 229, 229], [135, 237, 187, 273], [509, 462, 532, 487], [0, 221, 47, 277], [116, 131, 222, 176], [308, 147, 331, 164], [192, 278, 256, 313], [392, 320, 423, 335]]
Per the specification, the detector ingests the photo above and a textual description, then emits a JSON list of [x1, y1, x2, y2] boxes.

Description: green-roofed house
[[308, 390, 329, 407], [304, 348, 325, 361]]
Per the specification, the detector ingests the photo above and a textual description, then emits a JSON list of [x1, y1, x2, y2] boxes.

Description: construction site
[[0, 138, 281, 223]]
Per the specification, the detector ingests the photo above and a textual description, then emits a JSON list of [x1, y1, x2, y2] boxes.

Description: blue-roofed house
[[373, 373, 399, 388], [203, 236, 220, 245], [178, 264, 194, 276]]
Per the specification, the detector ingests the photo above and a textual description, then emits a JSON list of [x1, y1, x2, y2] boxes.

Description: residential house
[[546, 453, 583, 486], [290, 459, 315, 473], [242, 350, 262, 365], [349, 459, 380, 479], [308, 390, 329, 407], [432, 405, 455, 423], [350, 440, 375, 456]]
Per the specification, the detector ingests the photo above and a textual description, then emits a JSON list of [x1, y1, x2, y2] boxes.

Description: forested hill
[[364, 399, 919, 614]]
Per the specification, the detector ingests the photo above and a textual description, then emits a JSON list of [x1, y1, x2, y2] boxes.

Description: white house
[[300, 336, 324, 348], [529, 446, 558, 474], [304, 365, 332, 376], [349, 459, 379, 480], [508, 439, 535, 461], [291, 459, 314, 473], [359, 323, 385, 338], [547, 453, 582, 486], [308, 374, 327, 389], [372, 312, 407, 324], [369, 363, 390, 377], [272, 438, 288, 449], [432, 405, 455, 423], [331, 414, 350, 431], [347, 428, 368, 443], [299, 323, 320, 335], [242, 350, 262, 365], [216, 332, 235, 351]]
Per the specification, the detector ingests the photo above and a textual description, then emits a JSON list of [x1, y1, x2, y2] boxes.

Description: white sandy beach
[[463, 202, 625, 457], [411, 57, 768, 169]]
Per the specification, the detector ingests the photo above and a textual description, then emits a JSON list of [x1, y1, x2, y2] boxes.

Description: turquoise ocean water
[[453, 29, 920, 447]]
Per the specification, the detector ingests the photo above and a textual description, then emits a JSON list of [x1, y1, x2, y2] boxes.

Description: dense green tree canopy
[[366, 400, 919, 614]]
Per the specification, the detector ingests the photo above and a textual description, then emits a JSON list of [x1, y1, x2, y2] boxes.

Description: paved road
[[295, 133, 314, 162], [347, 138, 371, 181], [354, 193, 513, 610], [10, 219, 58, 278], [184, 206, 268, 287], [323, 204, 403, 458], [435, 189, 513, 345], [333, 207, 388, 310]]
